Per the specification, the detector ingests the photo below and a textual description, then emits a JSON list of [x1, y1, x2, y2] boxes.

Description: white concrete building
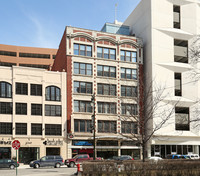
[[124, 0, 200, 157], [0, 66, 67, 163]]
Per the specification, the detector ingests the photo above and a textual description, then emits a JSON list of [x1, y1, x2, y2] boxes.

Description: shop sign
[[45, 139, 63, 146], [0, 140, 12, 145]]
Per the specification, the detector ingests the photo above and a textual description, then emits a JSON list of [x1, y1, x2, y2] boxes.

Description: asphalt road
[[0, 166, 77, 176]]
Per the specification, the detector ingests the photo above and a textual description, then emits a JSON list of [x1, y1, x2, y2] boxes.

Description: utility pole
[[91, 94, 96, 160]]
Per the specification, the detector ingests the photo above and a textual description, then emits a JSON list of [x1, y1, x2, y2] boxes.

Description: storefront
[[18, 147, 39, 164], [0, 138, 12, 159]]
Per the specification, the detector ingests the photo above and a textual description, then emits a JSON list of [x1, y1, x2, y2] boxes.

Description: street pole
[[91, 94, 96, 160], [16, 149, 18, 176]]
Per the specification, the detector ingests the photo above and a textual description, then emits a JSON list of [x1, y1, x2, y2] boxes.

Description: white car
[[188, 154, 199, 160], [148, 156, 163, 161]]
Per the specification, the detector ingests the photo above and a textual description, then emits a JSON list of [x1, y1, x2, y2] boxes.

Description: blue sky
[[0, 0, 140, 49]]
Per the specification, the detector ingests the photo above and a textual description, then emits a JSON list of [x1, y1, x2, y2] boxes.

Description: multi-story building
[[52, 26, 143, 159], [0, 66, 66, 163], [0, 44, 57, 69], [124, 0, 200, 158]]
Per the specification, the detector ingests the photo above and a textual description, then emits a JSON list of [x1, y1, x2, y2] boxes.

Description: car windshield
[[73, 155, 78, 159]]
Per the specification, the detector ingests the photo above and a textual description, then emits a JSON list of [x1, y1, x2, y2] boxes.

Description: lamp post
[[91, 94, 96, 160]]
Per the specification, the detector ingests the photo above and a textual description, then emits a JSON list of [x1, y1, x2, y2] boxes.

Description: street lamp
[[91, 94, 96, 160]]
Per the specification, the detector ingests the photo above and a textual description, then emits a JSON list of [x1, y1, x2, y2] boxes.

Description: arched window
[[46, 86, 61, 101], [0, 82, 12, 98]]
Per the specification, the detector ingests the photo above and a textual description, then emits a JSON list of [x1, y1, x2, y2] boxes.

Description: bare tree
[[119, 78, 178, 162]]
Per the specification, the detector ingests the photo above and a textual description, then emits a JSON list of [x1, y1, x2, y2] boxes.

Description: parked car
[[106, 156, 119, 160], [115, 155, 134, 161], [187, 154, 199, 159], [0, 159, 19, 169], [148, 156, 163, 161], [167, 154, 190, 159], [29, 155, 64, 169], [65, 154, 101, 167]]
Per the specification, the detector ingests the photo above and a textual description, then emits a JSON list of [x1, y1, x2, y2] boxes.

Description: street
[[0, 165, 77, 176]]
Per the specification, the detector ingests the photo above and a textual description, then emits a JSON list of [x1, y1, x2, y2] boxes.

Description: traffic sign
[[12, 140, 20, 150]]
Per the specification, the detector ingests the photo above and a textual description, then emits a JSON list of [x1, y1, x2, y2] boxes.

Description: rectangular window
[[19, 53, 50, 59], [121, 103, 138, 115], [31, 123, 42, 135], [45, 105, 61, 116], [0, 50, 17, 57], [174, 39, 188, 63], [45, 124, 61, 136], [121, 121, 138, 134], [175, 107, 189, 131], [175, 73, 182, 96], [31, 84, 42, 96], [74, 119, 92, 133], [173, 5, 180, 29], [74, 44, 92, 57], [74, 81, 92, 94], [120, 50, 137, 62], [74, 100, 92, 113], [98, 120, 116, 133], [97, 65, 116, 78], [16, 123, 27, 135], [0, 123, 12, 134], [97, 102, 116, 114], [74, 62, 92, 76], [121, 68, 137, 80], [31, 104, 42, 116], [16, 103, 27, 115], [97, 83, 116, 96], [0, 102, 12, 114], [97, 47, 116, 60], [121, 86, 137, 97], [16, 83, 28, 95]]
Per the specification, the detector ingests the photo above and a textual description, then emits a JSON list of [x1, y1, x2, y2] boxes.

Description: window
[[121, 68, 137, 80], [16, 83, 28, 95], [46, 86, 61, 101], [120, 50, 137, 62], [0, 102, 12, 114], [74, 100, 92, 113], [74, 81, 92, 94], [97, 83, 116, 96], [175, 73, 182, 96], [174, 39, 188, 63], [31, 104, 42, 116], [97, 47, 116, 60], [45, 105, 61, 116], [97, 65, 116, 78], [0, 123, 12, 134], [121, 121, 138, 134], [0, 82, 12, 98], [175, 107, 189, 131], [16, 123, 27, 135], [16, 103, 27, 115], [31, 84, 42, 96], [19, 53, 50, 59], [74, 44, 92, 57], [121, 86, 137, 97], [0, 62, 16, 67], [121, 103, 138, 115], [74, 62, 92, 76], [0, 50, 16, 57], [74, 120, 92, 133], [98, 120, 116, 133], [98, 102, 116, 114], [31, 124, 42, 135], [45, 124, 61, 136], [173, 5, 180, 29]]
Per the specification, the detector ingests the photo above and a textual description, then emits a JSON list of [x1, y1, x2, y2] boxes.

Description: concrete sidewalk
[[18, 164, 68, 169]]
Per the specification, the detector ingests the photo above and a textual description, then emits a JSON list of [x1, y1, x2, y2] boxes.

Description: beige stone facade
[[0, 66, 66, 163]]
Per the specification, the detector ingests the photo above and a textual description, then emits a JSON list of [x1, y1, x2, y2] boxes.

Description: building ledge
[[158, 62, 193, 72], [156, 28, 194, 40], [163, 96, 196, 107]]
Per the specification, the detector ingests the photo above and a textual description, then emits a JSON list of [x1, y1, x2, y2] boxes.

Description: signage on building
[[43, 139, 63, 146], [0, 140, 12, 145], [12, 140, 20, 150]]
